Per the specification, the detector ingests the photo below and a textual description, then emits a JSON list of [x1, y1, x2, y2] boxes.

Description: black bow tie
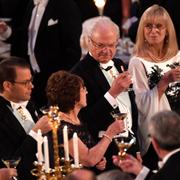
[[101, 66, 113, 71]]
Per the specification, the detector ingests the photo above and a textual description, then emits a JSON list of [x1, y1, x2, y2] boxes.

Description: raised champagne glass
[[2, 156, 21, 180], [111, 110, 128, 138], [114, 136, 136, 160]]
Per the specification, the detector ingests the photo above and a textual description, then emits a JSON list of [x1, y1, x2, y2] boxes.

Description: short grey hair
[[148, 110, 180, 150], [89, 16, 120, 40], [97, 169, 133, 180]]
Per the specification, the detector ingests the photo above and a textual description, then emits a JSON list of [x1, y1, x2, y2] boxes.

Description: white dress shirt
[[28, 0, 49, 73], [100, 60, 133, 137], [10, 101, 35, 134]]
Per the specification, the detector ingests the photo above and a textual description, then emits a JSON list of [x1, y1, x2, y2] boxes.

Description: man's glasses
[[11, 77, 33, 87], [89, 37, 118, 49], [144, 23, 166, 32]]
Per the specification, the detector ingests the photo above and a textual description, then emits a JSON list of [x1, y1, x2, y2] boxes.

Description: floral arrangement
[[147, 62, 180, 112]]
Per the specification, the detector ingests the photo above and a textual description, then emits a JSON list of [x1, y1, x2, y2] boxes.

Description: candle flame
[[94, 0, 106, 8]]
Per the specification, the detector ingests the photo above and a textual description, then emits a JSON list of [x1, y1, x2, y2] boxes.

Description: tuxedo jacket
[[71, 53, 138, 138], [71, 54, 139, 169], [11, 0, 82, 74], [0, 96, 39, 180], [10, 0, 82, 107], [149, 151, 180, 180]]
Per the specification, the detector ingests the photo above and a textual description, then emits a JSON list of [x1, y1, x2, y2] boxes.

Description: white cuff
[[104, 92, 118, 109], [0, 26, 12, 41], [29, 130, 38, 141], [135, 166, 150, 180]]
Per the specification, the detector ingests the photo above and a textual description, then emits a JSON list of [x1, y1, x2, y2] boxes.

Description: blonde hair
[[134, 4, 178, 60]]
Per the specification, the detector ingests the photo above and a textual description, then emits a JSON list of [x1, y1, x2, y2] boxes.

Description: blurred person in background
[[10, 0, 82, 108]]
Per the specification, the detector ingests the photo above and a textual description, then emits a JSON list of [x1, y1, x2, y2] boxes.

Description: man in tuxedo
[[11, 0, 82, 107], [113, 110, 180, 180], [0, 57, 52, 179], [71, 17, 138, 170]]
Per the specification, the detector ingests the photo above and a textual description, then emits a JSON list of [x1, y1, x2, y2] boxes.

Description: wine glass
[[110, 110, 129, 138], [40, 106, 49, 115], [110, 111, 127, 121], [114, 136, 136, 160], [120, 66, 133, 92], [2, 156, 21, 180]]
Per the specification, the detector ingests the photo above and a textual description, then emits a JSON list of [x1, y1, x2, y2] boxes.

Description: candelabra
[[31, 106, 82, 180]]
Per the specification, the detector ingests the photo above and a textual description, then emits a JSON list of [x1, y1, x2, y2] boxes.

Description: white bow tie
[[100, 60, 114, 71], [11, 101, 28, 110]]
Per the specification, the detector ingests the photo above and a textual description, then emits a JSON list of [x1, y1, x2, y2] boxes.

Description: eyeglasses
[[144, 23, 166, 32], [89, 37, 118, 49], [11, 77, 33, 87]]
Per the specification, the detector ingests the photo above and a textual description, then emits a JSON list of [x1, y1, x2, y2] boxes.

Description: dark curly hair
[[46, 71, 84, 113]]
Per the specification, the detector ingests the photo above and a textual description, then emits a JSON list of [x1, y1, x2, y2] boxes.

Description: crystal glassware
[[2, 156, 21, 180], [114, 136, 136, 160]]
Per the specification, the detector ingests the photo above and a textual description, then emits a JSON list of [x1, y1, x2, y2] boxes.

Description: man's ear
[[151, 137, 160, 157], [3, 81, 12, 91]]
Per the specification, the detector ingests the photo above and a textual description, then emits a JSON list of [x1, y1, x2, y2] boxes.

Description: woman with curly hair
[[46, 70, 125, 172]]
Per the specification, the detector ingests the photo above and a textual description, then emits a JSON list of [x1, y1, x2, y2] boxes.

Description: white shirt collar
[[33, 0, 48, 6], [100, 60, 114, 70], [10, 101, 28, 109], [158, 148, 180, 169]]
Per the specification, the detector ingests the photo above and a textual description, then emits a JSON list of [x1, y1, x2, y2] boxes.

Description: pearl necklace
[[147, 51, 167, 63]]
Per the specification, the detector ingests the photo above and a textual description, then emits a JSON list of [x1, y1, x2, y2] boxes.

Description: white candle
[[37, 129, 43, 163], [43, 136, 50, 172], [94, 0, 106, 8], [63, 126, 69, 161], [73, 132, 79, 167]]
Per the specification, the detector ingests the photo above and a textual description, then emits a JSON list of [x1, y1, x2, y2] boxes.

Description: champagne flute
[[110, 110, 128, 138], [120, 66, 133, 92], [114, 136, 136, 160], [2, 156, 21, 180], [40, 106, 49, 115]]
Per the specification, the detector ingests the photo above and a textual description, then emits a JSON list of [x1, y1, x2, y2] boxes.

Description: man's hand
[[32, 115, 52, 134], [109, 71, 132, 98], [112, 153, 143, 176]]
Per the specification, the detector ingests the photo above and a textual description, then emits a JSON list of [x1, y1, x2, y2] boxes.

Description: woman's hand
[[95, 157, 106, 170], [163, 67, 180, 83], [106, 119, 125, 138]]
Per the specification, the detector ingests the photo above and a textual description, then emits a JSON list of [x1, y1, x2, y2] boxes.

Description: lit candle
[[43, 136, 50, 172], [63, 126, 69, 161], [94, 0, 106, 8], [73, 132, 79, 167], [37, 129, 43, 163], [94, 0, 106, 15]]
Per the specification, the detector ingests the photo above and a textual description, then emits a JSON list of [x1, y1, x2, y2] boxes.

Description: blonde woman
[[128, 4, 180, 168]]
